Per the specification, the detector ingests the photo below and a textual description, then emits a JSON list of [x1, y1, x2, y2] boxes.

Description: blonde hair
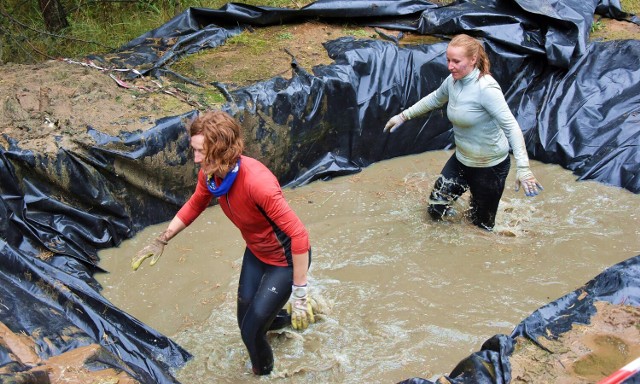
[[449, 34, 491, 78], [189, 110, 244, 176]]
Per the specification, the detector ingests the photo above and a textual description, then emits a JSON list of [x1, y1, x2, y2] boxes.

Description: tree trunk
[[39, 0, 69, 32]]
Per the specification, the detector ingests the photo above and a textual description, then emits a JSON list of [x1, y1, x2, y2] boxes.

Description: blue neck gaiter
[[206, 159, 240, 197]]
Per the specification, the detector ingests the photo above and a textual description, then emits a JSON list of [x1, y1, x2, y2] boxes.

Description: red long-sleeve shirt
[[177, 155, 309, 266]]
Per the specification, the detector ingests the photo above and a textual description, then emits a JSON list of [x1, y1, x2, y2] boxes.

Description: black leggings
[[236, 247, 311, 375], [427, 154, 510, 230]]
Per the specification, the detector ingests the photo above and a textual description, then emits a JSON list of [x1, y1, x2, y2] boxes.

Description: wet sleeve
[[402, 76, 451, 120], [480, 82, 530, 169], [253, 179, 310, 255], [177, 170, 214, 226]]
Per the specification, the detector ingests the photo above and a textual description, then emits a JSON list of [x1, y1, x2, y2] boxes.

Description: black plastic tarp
[[1, 0, 639, 383], [90, 0, 640, 192], [1, 116, 197, 383]]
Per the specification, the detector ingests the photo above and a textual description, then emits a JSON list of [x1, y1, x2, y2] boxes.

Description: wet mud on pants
[[428, 154, 510, 230]]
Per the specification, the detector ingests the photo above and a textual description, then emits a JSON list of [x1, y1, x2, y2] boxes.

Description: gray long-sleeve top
[[402, 68, 530, 171]]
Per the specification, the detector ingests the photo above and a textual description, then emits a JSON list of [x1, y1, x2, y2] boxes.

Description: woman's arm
[[481, 81, 543, 196], [158, 215, 187, 242], [402, 76, 451, 120], [481, 82, 530, 169], [292, 251, 309, 286], [132, 171, 213, 270]]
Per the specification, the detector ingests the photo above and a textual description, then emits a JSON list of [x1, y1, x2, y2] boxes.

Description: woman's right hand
[[383, 113, 406, 133], [131, 237, 167, 271]]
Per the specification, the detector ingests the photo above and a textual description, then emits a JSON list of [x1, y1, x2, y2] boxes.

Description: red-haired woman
[[133, 110, 314, 375], [384, 34, 543, 230]]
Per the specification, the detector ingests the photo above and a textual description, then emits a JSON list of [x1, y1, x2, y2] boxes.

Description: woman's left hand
[[287, 284, 315, 330], [515, 168, 544, 197]]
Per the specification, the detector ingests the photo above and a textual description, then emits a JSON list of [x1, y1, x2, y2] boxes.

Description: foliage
[[226, 32, 270, 54], [343, 27, 373, 38], [1, 0, 636, 65], [621, 0, 640, 15], [591, 19, 604, 33], [0, 0, 305, 64]]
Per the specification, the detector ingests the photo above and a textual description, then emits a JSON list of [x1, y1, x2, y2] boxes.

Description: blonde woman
[[384, 34, 543, 230]]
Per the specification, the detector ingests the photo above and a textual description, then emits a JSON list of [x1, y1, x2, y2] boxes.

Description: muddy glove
[[287, 284, 315, 330], [515, 167, 544, 197], [383, 112, 406, 133], [131, 237, 167, 271]]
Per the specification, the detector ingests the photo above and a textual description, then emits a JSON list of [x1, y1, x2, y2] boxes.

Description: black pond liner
[[1, 0, 639, 383]]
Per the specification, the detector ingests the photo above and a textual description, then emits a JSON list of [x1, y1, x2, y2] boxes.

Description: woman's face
[[190, 134, 206, 165], [447, 45, 477, 80], [191, 133, 228, 178]]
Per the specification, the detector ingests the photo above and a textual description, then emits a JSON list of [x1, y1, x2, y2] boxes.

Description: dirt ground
[[1, 14, 639, 384], [510, 302, 640, 384], [2, 17, 638, 152]]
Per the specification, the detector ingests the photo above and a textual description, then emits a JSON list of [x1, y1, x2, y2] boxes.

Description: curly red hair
[[189, 111, 244, 176]]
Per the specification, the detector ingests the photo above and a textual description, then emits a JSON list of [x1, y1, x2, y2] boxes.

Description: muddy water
[[96, 150, 640, 383]]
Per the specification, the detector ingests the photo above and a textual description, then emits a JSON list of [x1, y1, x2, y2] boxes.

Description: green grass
[[621, 0, 640, 15], [3, 0, 636, 65], [277, 31, 294, 40], [343, 28, 372, 38], [0, 0, 308, 64], [590, 19, 604, 33], [226, 33, 270, 55]]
